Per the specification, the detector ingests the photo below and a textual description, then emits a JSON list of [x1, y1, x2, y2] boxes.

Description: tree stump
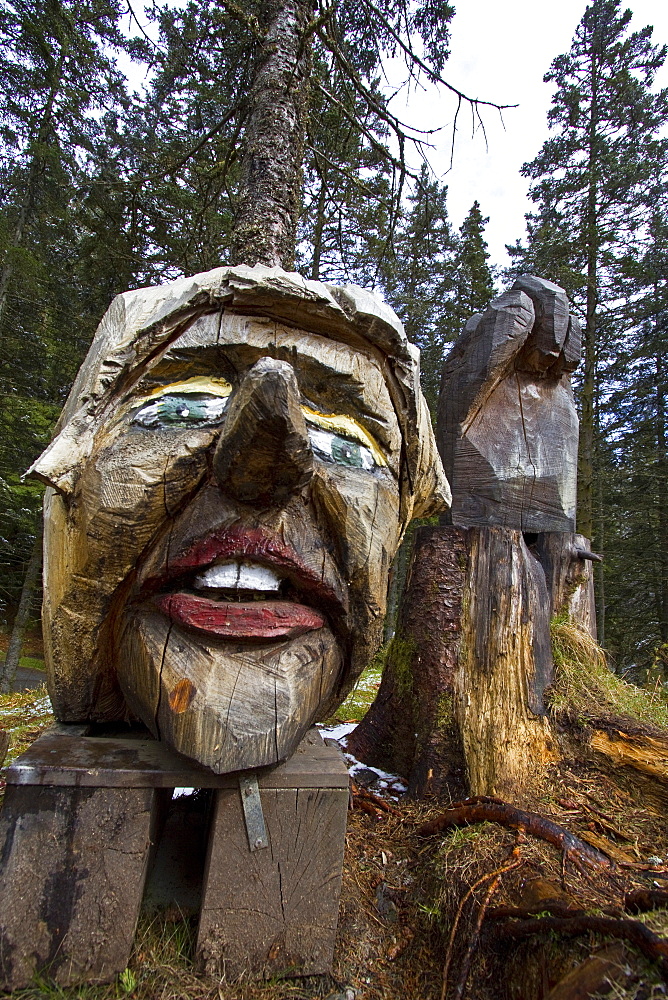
[[349, 525, 595, 799]]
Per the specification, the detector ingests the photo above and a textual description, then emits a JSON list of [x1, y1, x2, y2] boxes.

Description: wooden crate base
[[0, 783, 159, 990], [0, 726, 348, 987], [197, 733, 349, 979]]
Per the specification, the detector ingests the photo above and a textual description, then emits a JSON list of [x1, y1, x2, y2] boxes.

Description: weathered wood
[[437, 275, 580, 532], [197, 733, 348, 979], [0, 783, 157, 989], [350, 525, 558, 799], [7, 724, 349, 788], [28, 267, 449, 773], [461, 527, 557, 796], [533, 531, 596, 636]]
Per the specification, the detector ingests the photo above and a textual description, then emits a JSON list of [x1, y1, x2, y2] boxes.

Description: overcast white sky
[[397, 0, 668, 270]]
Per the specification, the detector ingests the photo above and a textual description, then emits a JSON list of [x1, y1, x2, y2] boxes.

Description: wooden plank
[[197, 780, 348, 979], [0, 783, 157, 989], [6, 726, 349, 789]]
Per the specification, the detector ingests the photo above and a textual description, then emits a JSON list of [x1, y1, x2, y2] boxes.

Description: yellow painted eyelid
[[135, 380, 386, 467], [138, 376, 233, 401], [301, 406, 386, 467]]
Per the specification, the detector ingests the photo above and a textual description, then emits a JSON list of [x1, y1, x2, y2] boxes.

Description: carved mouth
[[145, 527, 344, 642]]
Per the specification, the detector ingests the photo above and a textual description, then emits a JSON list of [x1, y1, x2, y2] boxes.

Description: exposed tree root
[[623, 888, 668, 915], [491, 913, 668, 982], [417, 796, 612, 870], [351, 782, 402, 818], [441, 838, 524, 1000]]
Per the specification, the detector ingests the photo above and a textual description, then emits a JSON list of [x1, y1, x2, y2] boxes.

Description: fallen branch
[[492, 914, 668, 981], [418, 797, 612, 870]]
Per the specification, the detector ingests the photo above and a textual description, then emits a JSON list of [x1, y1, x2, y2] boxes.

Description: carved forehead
[[29, 265, 450, 518]]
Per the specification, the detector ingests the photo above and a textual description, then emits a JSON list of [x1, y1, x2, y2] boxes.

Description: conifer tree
[[383, 166, 457, 414], [507, 0, 668, 542], [452, 201, 495, 322]]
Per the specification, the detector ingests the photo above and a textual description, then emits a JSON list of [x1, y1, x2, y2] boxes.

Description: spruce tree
[[382, 165, 457, 414], [452, 201, 495, 322]]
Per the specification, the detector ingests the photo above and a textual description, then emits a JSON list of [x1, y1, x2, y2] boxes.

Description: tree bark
[[656, 336, 668, 642], [1, 527, 43, 692], [577, 41, 599, 541], [231, 0, 311, 268]]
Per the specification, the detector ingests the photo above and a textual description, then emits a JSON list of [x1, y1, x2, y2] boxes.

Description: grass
[[0, 654, 45, 671], [0, 684, 54, 792], [549, 616, 668, 728], [324, 656, 384, 724]]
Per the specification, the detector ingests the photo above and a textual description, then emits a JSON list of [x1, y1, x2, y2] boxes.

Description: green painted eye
[[308, 426, 376, 470], [132, 393, 228, 429], [331, 436, 363, 467]]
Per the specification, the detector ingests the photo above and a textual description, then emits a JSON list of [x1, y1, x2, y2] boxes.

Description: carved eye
[[307, 426, 377, 470], [132, 393, 228, 429]]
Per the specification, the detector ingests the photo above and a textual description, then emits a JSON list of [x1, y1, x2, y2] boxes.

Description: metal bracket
[[238, 773, 269, 851]]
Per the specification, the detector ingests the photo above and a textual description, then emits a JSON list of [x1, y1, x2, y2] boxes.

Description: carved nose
[[213, 358, 314, 507]]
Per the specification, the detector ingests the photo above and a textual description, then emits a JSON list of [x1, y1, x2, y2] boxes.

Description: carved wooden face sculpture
[[30, 267, 449, 773]]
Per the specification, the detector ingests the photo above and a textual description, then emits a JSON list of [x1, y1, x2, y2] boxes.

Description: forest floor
[[1, 651, 668, 999]]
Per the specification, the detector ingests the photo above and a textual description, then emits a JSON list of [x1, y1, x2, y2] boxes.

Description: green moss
[[435, 692, 454, 732], [387, 633, 417, 699]]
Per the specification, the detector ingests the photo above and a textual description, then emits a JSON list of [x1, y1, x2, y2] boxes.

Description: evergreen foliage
[[507, 0, 668, 663], [382, 173, 495, 414]]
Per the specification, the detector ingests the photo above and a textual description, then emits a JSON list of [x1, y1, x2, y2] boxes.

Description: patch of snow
[[317, 721, 407, 796], [318, 721, 358, 742]]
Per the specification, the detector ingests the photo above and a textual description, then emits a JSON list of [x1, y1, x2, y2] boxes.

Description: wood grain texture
[[0, 784, 157, 989], [197, 783, 348, 979], [350, 526, 558, 800], [460, 528, 556, 796], [533, 532, 597, 636], [438, 275, 580, 532], [30, 268, 449, 774], [6, 725, 349, 789]]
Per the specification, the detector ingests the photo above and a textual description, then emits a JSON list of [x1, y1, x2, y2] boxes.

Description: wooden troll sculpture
[[29, 266, 450, 774]]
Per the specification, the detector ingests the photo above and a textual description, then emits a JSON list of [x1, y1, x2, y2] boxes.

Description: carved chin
[[116, 609, 342, 773]]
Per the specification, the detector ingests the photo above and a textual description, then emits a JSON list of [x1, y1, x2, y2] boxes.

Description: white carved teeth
[[193, 560, 282, 593]]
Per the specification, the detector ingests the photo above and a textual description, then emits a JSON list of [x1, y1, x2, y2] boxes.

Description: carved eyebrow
[[301, 406, 386, 467]]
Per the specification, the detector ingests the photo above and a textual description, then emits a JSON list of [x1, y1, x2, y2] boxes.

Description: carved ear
[[26, 421, 94, 495]]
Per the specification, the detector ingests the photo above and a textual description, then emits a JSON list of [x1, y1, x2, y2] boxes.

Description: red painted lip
[[143, 524, 345, 642], [154, 593, 326, 642]]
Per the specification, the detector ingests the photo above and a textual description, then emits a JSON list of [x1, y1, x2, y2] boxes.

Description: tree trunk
[[656, 336, 668, 642], [577, 44, 599, 541], [1, 528, 43, 692], [231, 0, 311, 268], [349, 526, 596, 800]]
